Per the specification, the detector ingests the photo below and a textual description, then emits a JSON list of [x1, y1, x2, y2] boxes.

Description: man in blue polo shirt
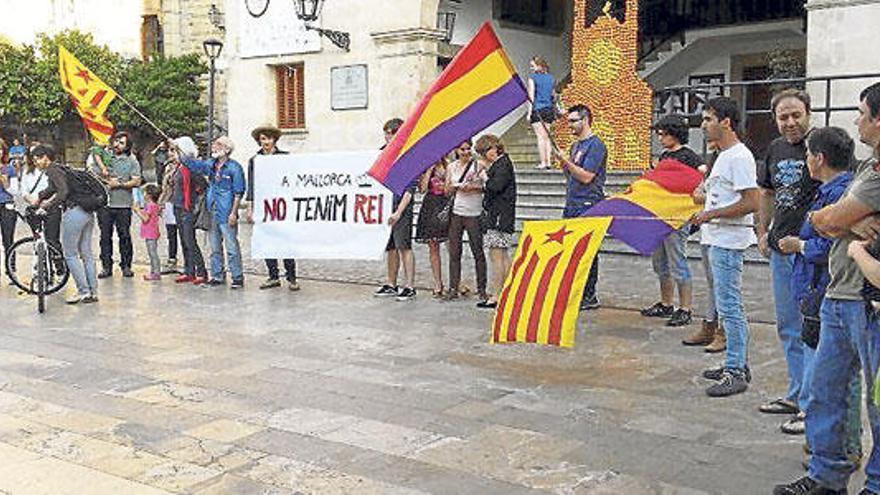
[[554, 103, 607, 310], [182, 136, 247, 289]]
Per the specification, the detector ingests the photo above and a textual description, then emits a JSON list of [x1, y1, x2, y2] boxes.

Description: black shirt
[[758, 136, 819, 251], [660, 147, 703, 169]]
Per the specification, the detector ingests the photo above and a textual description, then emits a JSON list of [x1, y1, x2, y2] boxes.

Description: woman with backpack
[[31, 144, 98, 304]]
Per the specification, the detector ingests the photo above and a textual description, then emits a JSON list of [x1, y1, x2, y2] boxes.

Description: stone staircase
[[501, 124, 767, 264], [413, 123, 765, 263]]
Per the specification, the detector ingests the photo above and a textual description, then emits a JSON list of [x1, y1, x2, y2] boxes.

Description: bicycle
[[5, 207, 70, 313]]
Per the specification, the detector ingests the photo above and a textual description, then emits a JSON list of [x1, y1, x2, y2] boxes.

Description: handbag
[[193, 193, 213, 231], [437, 161, 474, 225], [800, 264, 825, 349]]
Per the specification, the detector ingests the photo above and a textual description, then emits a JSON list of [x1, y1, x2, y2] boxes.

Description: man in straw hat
[[246, 124, 300, 291]]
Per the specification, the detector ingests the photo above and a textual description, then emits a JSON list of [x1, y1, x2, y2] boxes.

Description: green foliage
[[116, 54, 207, 139], [0, 29, 206, 141]]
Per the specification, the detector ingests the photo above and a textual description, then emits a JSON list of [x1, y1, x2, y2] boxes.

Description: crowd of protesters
[[3, 71, 880, 494]]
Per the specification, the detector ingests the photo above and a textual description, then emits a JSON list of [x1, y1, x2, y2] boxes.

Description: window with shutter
[[275, 64, 306, 129]]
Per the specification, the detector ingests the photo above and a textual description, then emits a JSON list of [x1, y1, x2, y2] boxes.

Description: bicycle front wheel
[[6, 237, 70, 296], [36, 243, 46, 313]]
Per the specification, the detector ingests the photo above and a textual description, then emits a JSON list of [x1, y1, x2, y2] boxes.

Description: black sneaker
[[667, 308, 693, 327], [706, 369, 748, 397], [396, 287, 416, 301], [773, 476, 846, 495], [374, 284, 398, 297], [703, 365, 751, 383], [579, 296, 600, 311], [641, 301, 673, 317], [97, 269, 112, 279], [230, 279, 244, 290], [122, 268, 135, 278], [201, 279, 225, 288]]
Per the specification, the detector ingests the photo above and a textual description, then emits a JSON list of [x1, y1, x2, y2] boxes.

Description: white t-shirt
[[448, 160, 484, 217], [701, 142, 758, 250], [19, 170, 49, 201]]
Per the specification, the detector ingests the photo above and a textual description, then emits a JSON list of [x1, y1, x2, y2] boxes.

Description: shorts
[[650, 226, 691, 283], [385, 212, 413, 251], [484, 229, 512, 249], [529, 107, 556, 124]]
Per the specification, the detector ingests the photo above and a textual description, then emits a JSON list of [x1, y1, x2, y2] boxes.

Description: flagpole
[[522, 89, 564, 156], [113, 92, 171, 142]]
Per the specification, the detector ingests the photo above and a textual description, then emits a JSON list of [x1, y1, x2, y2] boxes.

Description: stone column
[[806, 0, 880, 157]]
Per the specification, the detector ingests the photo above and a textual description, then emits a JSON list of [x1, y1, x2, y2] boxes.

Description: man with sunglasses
[[553, 104, 607, 310]]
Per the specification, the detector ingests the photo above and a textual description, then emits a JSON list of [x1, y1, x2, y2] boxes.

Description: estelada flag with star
[[492, 217, 611, 348], [58, 45, 117, 145]]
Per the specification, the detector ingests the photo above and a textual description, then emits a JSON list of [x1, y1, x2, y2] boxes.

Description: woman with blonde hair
[[527, 56, 556, 170]]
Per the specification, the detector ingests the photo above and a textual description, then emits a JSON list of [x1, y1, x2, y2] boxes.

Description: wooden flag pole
[[113, 92, 171, 142]]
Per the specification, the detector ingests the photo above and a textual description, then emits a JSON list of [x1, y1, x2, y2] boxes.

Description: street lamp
[[203, 38, 223, 157], [292, 0, 350, 51]]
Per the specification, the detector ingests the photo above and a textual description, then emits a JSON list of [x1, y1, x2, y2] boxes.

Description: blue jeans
[[802, 343, 862, 458], [771, 251, 805, 408], [701, 244, 717, 322], [61, 207, 98, 296], [807, 300, 880, 491], [651, 226, 691, 284], [208, 221, 243, 281], [709, 246, 749, 370]]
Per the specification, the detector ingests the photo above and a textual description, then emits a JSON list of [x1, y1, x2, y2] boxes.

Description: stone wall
[[159, 0, 228, 133], [224, 0, 446, 164]]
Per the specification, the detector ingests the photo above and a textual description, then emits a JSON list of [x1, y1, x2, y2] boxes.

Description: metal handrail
[[655, 72, 880, 126]]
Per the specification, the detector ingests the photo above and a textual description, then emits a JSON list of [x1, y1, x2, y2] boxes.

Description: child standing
[[135, 184, 162, 281]]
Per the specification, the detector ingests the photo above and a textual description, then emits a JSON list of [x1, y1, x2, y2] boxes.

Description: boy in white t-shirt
[[691, 97, 761, 397]]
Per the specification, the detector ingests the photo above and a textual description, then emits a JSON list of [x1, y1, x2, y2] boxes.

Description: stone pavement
[[1, 242, 867, 493], [135, 223, 779, 324]]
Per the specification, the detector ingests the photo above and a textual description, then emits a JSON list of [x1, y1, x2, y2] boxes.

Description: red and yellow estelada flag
[[58, 45, 117, 145], [492, 217, 611, 348]]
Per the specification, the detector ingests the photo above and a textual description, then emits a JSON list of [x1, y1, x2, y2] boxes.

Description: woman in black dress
[[415, 159, 449, 297]]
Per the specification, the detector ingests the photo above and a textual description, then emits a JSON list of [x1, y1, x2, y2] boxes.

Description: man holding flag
[[553, 104, 607, 311]]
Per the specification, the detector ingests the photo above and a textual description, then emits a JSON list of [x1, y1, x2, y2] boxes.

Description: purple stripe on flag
[[383, 77, 527, 194], [583, 198, 674, 255]]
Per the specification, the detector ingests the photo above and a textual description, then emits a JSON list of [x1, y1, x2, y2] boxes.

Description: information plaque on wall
[[331, 65, 368, 110]]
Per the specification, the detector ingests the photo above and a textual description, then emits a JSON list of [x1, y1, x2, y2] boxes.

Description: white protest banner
[[251, 151, 393, 260]]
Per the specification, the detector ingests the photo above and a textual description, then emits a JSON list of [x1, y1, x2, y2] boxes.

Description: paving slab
[[0, 252, 858, 493]]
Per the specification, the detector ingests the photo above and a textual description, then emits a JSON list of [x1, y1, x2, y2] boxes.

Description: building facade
[[156, 0, 880, 165]]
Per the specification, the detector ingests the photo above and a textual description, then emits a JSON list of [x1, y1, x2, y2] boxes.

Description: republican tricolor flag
[[584, 159, 704, 255], [58, 45, 117, 145], [368, 22, 528, 194], [492, 218, 611, 348]]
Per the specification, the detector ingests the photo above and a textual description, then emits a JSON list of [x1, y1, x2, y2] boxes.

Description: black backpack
[[61, 166, 109, 212]]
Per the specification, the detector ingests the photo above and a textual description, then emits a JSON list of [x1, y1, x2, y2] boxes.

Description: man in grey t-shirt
[[93, 131, 142, 278], [775, 82, 880, 495]]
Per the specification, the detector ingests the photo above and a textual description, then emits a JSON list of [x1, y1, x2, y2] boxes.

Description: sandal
[[759, 398, 799, 415], [432, 286, 444, 299]]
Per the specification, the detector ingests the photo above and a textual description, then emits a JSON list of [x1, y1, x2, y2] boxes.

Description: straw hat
[[251, 124, 282, 143]]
